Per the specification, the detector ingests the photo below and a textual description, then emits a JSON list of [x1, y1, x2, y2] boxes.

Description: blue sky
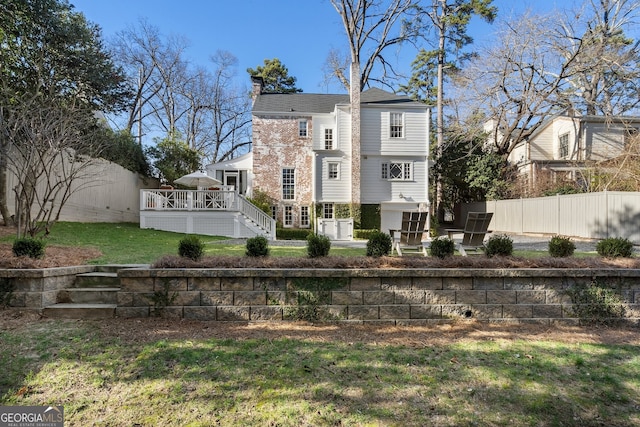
[[72, 0, 565, 94]]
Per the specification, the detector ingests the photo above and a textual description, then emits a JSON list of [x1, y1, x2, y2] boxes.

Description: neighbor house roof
[[252, 87, 424, 114]]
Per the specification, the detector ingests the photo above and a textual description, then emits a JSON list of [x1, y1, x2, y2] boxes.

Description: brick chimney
[[251, 76, 264, 105]]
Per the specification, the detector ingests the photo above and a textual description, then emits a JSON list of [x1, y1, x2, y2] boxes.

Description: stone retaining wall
[[5, 267, 640, 324], [115, 268, 640, 324]]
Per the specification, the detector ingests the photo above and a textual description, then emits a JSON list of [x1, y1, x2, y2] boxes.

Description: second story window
[[559, 133, 569, 159], [382, 161, 413, 181], [390, 112, 404, 138], [324, 128, 334, 149], [282, 168, 295, 200], [299, 120, 308, 138]]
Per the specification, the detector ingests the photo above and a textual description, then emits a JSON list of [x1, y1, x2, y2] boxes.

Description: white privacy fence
[[462, 191, 640, 244]]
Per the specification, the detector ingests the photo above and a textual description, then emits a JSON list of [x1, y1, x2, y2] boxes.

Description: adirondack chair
[[390, 211, 429, 256], [445, 212, 493, 256]]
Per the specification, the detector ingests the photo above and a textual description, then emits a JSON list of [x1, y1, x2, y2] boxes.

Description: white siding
[[312, 114, 337, 151], [360, 156, 428, 204], [315, 155, 351, 202], [587, 123, 625, 160], [358, 105, 429, 205], [361, 107, 429, 156]]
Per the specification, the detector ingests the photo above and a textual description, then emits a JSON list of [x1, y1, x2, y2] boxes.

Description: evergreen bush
[[485, 234, 513, 257], [366, 231, 392, 257], [596, 237, 634, 258], [178, 235, 205, 261], [246, 235, 270, 257], [306, 233, 331, 258], [12, 238, 46, 259], [548, 235, 575, 257], [428, 237, 455, 258]]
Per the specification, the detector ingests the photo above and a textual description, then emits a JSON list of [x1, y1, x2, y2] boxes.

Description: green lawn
[[0, 222, 596, 264], [0, 222, 366, 264], [0, 319, 638, 426]]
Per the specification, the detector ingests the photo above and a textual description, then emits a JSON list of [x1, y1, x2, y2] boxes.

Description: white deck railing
[[140, 189, 276, 238], [141, 189, 237, 211], [237, 193, 276, 237]]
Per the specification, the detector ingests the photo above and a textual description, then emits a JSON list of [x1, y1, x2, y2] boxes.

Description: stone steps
[[42, 265, 143, 319], [43, 303, 117, 319]]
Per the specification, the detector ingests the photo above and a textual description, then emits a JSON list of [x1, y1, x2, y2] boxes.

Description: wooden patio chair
[[390, 211, 429, 256], [445, 212, 493, 256]]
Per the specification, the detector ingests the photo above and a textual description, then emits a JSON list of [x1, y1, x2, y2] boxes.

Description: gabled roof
[[252, 87, 425, 114]]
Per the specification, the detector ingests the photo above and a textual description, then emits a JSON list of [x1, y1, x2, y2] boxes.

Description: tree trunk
[[435, 2, 446, 223], [0, 158, 13, 226]]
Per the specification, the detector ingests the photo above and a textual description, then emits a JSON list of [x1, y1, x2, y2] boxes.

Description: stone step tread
[[65, 287, 120, 292], [76, 272, 118, 278], [46, 303, 117, 309]]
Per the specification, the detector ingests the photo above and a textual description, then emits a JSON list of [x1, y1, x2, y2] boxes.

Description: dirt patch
[[2, 310, 639, 346]]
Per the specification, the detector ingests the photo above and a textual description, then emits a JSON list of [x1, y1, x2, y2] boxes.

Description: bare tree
[[454, 13, 578, 156], [559, 0, 640, 116], [3, 92, 109, 237], [112, 23, 252, 164]]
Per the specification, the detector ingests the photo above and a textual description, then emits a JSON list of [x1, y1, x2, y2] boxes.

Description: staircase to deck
[[43, 265, 131, 319]]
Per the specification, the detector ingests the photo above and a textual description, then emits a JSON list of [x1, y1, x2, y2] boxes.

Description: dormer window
[[299, 120, 308, 138]]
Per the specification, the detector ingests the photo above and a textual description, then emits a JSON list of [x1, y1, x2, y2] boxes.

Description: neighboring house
[[507, 113, 640, 190], [249, 77, 430, 238]]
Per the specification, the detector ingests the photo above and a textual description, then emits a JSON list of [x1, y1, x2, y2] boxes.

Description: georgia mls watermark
[[0, 406, 64, 427]]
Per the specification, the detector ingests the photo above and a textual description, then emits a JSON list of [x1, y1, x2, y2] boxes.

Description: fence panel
[[462, 191, 640, 243]]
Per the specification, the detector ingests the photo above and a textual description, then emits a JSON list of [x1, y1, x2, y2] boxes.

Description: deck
[[139, 189, 276, 239]]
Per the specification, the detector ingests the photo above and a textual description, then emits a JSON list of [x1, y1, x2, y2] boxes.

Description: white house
[[250, 77, 431, 239]]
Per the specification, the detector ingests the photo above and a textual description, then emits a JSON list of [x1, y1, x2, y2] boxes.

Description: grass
[[0, 222, 365, 264], [0, 222, 598, 265], [1, 319, 639, 426]]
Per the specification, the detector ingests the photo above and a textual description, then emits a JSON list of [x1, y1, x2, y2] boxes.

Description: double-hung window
[[282, 168, 295, 200], [328, 162, 340, 180], [299, 120, 308, 138], [284, 205, 293, 227], [381, 161, 412, 181], [324, 128, 334, 149], [390, 112, 404, 138], [559, 133, 569, 159], [300, 206, 310, 228]]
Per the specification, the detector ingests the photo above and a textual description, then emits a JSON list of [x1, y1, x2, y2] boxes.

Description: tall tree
[[410, 0, 496, 221], [559, 0, 640, 116], [246, 58, 302, 93], [329, 0, 417, 209], [112, 22, 252, 164], [0, 0, 131, 232]]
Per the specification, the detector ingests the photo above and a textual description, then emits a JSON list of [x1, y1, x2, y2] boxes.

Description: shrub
[[596, 237, 634, 258], [178, 235, 205, 261], [246, 235, 270, 257], [565, 281, 626, 325], [307, 233, 331, 258], [277, 228, 312, 240], [12, 238, 46, 259], [485, 234, 513, 257], [366, 231, 392, 257], [548, 235, 575, 257], [428, 237, 455, 258]]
